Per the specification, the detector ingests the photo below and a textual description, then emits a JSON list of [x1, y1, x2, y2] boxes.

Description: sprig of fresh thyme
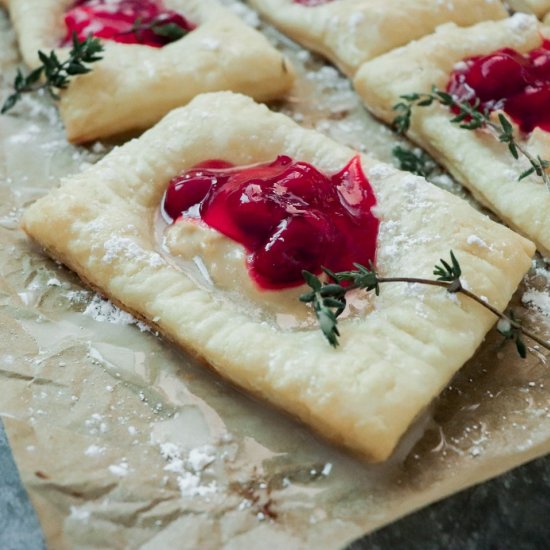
[[123, 16, 190, 42], [300, 251, 549, 358], [1, 33, 104, 114], [392, 87, 550, 192], [392, 145, 437, 178]]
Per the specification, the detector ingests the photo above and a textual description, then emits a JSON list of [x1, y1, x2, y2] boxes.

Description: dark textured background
[[0, 417, 548, 550], [349, 454, 550, 550]]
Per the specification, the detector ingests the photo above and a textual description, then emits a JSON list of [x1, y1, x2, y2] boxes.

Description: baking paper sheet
[[0, 3, 549, 548]]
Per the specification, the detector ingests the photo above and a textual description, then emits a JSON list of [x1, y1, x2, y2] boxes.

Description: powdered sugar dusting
[[158, 442, 218, 499], [522, 290, 550, 318], [102, 235, 165, 268], [178, 472, 218, 498], [85, 444, 106, 457], [466, 235, 492, 250], [108, 461, 129, 477], [188, 446, 216, 472], [83, 295, 150, 332], [505, 13, 537, 34], [367, 163, 397, 180]]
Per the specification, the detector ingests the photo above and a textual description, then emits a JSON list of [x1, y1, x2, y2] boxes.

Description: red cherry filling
[[253, 212, 336, 285], [64, 0, 195, 48], [447, 40, 550, 133], [163, 155, 379, 290]]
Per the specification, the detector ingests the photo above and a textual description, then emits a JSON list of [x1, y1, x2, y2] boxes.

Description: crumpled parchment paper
[[0, 3, 549, 548]]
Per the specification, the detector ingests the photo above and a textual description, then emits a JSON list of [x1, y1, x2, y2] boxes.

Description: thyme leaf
[[392, 86, 550, 192], [497, 312, 527, 359], [433, 250, 462, 287], [127, 16, 190, 43], [150, 22, 188, 40], [300, 270, 344, 347], [392, 145, 436, 178], [1, 34, 104, 114], [301, 251, 549, 357]]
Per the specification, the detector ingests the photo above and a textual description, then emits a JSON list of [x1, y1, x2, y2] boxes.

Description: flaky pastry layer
[[248, 0, 506, 76], [22, 92, 534, 461], [6, 0, 295, 142], [355, 14, 550, 257]]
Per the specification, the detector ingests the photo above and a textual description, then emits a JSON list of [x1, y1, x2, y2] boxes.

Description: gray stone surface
[[0, 421, 45, 550], [349, 454, 550, 550]]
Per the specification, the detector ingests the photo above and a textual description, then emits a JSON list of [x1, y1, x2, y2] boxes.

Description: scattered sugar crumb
[[522, 289, 550, 317], [84, 413, 109, 436], [470, 446, 482, 457], [177, 472, 217, 497], [160, 442, 181, 460], [187, 446, 216, 473], [200, 38, 220, 51], [165, 458, 184, 474], [69, 506, 91, 522], [108, 461, 129, 477], [91, 142, 106, 154], [85, 444, 105, 457], [65, 290, 89, 303], [158, 442, 218, 497], [160, 442, 184, 473], [430, 173, 456, 190], [83, 295, 150, 332], [466, 235, 491, 249]]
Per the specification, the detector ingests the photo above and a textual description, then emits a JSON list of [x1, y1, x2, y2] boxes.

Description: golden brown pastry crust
[[248, 0, 507, 76], [6, 0, 295, 142], [355, 14, 550, 257], [21, 92, 534, 462]]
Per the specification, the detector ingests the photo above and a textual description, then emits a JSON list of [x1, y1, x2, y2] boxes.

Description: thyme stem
[[1, 34, 104, 114], [300, 251, 549, 357], [392, 87, 550, 192], [376, 277, 548, 351], [120, 16, 190, 42]]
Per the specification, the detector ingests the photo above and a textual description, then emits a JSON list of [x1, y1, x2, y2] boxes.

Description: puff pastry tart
[[22, 92, 534, 461], [247, 0, 507, 76], [355, 14, 550, 257], [6, 0, 294, 142]]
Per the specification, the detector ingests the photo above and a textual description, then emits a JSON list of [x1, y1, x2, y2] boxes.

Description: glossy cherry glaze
[[64, 0, 195, 48], [447, 40, 550, 134], [163, 156, 379, 290]]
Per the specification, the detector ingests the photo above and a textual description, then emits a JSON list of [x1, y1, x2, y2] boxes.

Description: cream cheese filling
[[161, 218, 373, 331]]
